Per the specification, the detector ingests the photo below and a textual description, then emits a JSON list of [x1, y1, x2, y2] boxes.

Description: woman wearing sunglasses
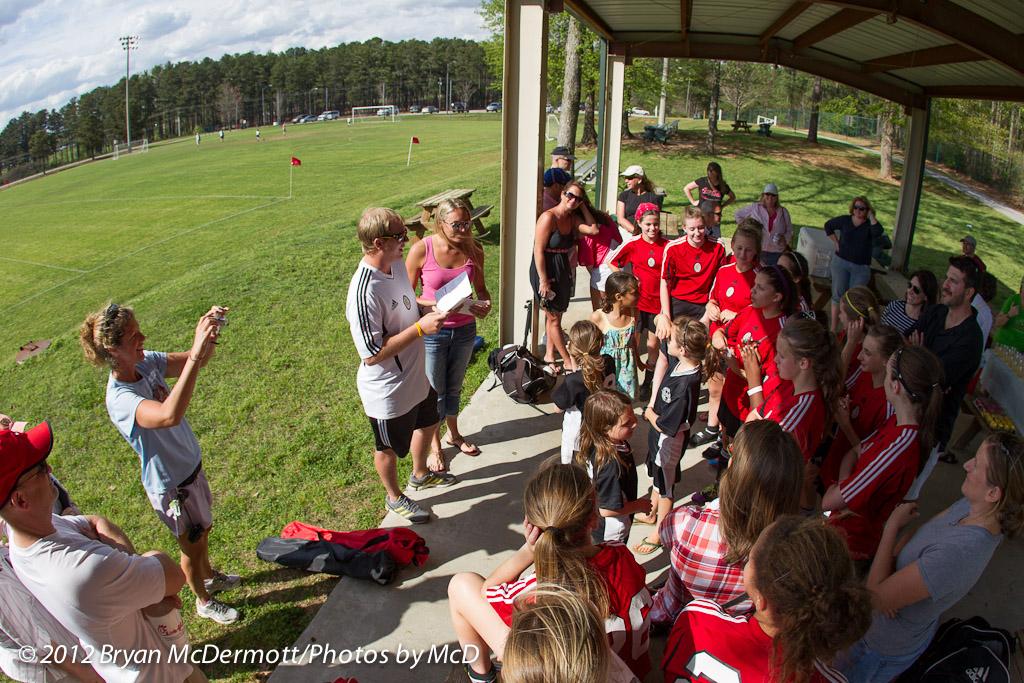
[[881, 269, 938, 337], [531, 179, 602, 372], [825, 196, 884, 333], [406, 198, 492, 471]]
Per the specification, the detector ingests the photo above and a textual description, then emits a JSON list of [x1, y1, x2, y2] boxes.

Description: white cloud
[[0, 0, 488, 129]]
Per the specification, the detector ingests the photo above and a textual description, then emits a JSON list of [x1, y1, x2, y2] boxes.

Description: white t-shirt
[[972, 293, 993, 345], [345, 259, 428, 419], [9, 516, 192, 683]]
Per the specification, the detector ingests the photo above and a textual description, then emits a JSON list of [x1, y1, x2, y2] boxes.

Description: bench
[[731, 120, 752, 132], [640, 119, 679, 144], [470, 204, 493, 238], [576, 157, 598, 185]]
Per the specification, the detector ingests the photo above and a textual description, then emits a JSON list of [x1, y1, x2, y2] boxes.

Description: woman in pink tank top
[[406, 198, 493, 472]]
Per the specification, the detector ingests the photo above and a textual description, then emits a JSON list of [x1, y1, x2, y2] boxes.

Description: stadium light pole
[[119, 36, 138, 152]]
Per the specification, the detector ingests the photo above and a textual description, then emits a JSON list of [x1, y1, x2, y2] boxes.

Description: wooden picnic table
[[731, 120, 752, 132], [409, 188, 492, 239]]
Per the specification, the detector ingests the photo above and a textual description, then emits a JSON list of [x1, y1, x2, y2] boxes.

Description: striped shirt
[[881, 300, 918, 336]]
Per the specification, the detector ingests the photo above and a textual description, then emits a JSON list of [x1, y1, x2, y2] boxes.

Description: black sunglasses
[[907, 282, 922, 295], [563, 191, 584, 202], [379, 229, 409, 244], [853, 205, 868, 211]]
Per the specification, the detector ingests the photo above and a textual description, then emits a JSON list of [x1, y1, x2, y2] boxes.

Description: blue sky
[[0, 0, 489, 129]]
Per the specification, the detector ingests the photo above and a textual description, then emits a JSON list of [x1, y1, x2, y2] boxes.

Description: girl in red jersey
[[778, 251, 817, 319], [837, 286, 881, 373], [745, 318, 843, 510], [819, 324, 905, 488], [823, 345, 944, 560], [609, 203, 668, 400], [690, 220, 763, 454], [663, 515, 872, 683], [447, 458, 652, 683]]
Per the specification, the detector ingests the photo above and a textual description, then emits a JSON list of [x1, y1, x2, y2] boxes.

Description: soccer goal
[[545, 114, 560, 141], [351, 105, 401, 123]]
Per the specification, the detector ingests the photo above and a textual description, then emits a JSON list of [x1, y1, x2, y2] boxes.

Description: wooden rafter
[[681, 0, 692, 55], [792, 7, 878, 51], [924, 85, 1024, 102], [862, 44, 985, 73], [562, 0, 614, 40], [759, 1, 813, 44]]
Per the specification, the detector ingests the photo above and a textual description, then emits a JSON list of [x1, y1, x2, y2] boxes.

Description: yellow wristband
[[414, 323, 424, 337]]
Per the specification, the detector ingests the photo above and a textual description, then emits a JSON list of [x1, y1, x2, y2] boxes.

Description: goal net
[[545, 114, 560, 141], [351, 106, 401, 123]]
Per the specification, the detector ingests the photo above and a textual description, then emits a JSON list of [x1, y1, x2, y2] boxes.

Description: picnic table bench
[[406, 188, 492, 239], [641, 120, 679, 144], [731, 120, 752, 132], [576, 157, 598, 185]]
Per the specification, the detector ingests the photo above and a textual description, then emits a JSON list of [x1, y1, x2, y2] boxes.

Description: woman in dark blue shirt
[[825, 196, 883, 332]]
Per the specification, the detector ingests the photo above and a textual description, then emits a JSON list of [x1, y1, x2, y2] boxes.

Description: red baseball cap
[[0, 421, 53, 504]]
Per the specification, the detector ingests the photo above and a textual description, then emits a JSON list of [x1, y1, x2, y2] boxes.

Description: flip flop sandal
[[632, 515, 657, 526], [632, 539, 663, 555], [446, 436, 481, 456]]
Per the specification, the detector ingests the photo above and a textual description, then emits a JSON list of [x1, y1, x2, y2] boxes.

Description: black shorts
[[717, 398, 744, 439], [638, 310, 659, 334], [660, 299, 708, 354], [369, 388, 439, 457]]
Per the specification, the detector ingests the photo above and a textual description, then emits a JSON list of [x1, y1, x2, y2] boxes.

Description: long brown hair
[[842, 286, 881, 327], [80, 302, 136, 369], [778, 319, 843, 423], [718, 421, 803, 565], [571, 179, 612, 225], [673, 316, 721, 380], [567, 321, 606, 394], [760, 265, 798, 317], [751, 516, 872, 683], [575, 390, 632, 476], [602, 271, 639, 314], [890, 345, 945, 464]]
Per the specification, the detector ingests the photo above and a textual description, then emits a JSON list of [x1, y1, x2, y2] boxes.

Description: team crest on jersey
[[694, 262, 702, 273], [741, 332, 753, 343], [403, 295, 411, 310], [725, 286, 735, 297], [647, 256, 656, 268], [660, 386, 672, 403], [851, 405, 861, 420]]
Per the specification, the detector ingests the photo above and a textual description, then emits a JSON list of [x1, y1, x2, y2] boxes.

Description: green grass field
[[0, 113, 1020, 682]]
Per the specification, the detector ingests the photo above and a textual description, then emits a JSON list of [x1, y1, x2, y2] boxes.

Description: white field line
[[0, 257, 87, 272], [1, 197, 290, 315], [2, 195, 281, 209]]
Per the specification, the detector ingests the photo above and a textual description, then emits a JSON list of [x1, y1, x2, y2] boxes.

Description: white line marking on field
[[1, 198, 290, 315], [2, 195, 281, 209], [0, 257, 87, 272]]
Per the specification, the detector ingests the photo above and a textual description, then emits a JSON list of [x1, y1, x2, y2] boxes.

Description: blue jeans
[[423, 321, 477, 420], [835, 636, 930, 683], [761, 251, 783, 266], [831, 254, 871, 305]]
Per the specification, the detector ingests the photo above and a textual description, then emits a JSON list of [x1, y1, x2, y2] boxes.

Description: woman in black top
[[824, 195, 884, 332], [616, 165, 661, 236], [684, 162, 735, 209]]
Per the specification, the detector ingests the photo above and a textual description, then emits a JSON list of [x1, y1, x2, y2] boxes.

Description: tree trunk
[[706, 61, 720, 155], [658, 58, 668, 125], [557, 17, 582, 150], [807, 76, 821, 143], [879, 108, 894, 179], [580, 90, 597, 146]]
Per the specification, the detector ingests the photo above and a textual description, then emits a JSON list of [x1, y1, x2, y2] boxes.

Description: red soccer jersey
[[822, 365, 889, 486], [485, 543, 652, 679], [709, 263, 757, 335], [661, 238, 727, 304], [761, 386, 826, 461], [610, 235, 668, 313], [663, 599, 849, 683], [721, 307, 786, 420], [830, 417, 920, 559]]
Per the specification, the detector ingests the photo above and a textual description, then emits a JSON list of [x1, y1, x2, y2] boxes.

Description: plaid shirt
[[652, 499, 751, 624]]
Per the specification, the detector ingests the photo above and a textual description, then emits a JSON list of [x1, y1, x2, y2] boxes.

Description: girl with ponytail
[[838, 285, 881, 372], [447, 458, 652, 682], [552, 321, 616, 464], [839, 431, 1024, 682], [664, 515, 871, 683], [823, 345, 944, 560]]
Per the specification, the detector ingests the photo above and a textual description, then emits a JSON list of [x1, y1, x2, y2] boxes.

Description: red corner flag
[[290, 157, 302, 166], [412, 137, 419, 144]]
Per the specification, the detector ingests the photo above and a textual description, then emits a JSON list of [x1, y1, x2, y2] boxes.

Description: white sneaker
[[204, 572, 241, 594], [196, 597, 240, 624]]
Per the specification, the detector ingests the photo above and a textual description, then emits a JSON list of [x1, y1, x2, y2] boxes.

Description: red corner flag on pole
[[407, 137, 420, 167], [290, 157, 301, 166]]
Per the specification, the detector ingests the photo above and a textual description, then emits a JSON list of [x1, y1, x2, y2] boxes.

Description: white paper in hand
[[434, 271, 473, 313]]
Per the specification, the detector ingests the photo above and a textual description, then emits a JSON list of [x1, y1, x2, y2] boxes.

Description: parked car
[[292, 114, 307, 124], [376, 105, 399, 117], [318, 110, 340, 121], [546, 103, 554, 113], [486, 102, 502, 112], [451, 102, 468, 113], [629, 107, 652, 117], [423, 105, 438, 114], [302, 114, 318, 123], [409, 105, 422, 113]]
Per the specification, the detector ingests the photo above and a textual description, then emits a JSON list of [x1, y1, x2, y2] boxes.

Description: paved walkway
[[267, 294, 1022, 683]]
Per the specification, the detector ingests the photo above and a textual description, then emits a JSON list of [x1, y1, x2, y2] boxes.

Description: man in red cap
[[0, 423, 196, 682], [960, 234, 986, 273]]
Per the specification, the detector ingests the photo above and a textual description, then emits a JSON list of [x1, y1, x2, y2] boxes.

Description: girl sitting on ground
[[446, 458, 652, 682], [664, 515, 872, 683], [650, 420, 802, 627], [591, 271, 648, 400], [633, 317, 719, 555], [552, 321, 615, 464], [576, 390, 651, 544]]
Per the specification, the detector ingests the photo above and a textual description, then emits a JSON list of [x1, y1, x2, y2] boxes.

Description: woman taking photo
[[881, 269, 938, 337], [406, 198, 493, 471], [531, 179, 601, 372], [616, 165, 661, 238], [733, 183, 793, 265], [684, 162, 735, 209], [825, 196, 884, 332], [80, 302, 240, 625], [838, 431, 1024, 682]]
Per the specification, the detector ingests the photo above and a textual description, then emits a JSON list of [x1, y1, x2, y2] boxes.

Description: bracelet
[[746, 385, 763, 396], [414, 323, 424, 337], [189, 354, 203, 363]]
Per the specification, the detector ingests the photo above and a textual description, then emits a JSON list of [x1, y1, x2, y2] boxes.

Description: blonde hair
[[356, 206, 403, 254], [567, 321, 606, 394], [986, 432, 1024, 539], [433, 197, 481, 262], [681, 205, 704, 222], [734, 219, 764, 257], [80, 302, 136, 369]]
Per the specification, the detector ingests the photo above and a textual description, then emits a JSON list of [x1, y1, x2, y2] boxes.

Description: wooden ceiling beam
[[562, 0, 615, 40], [924, 86, 1024, 102], [759, 1, 813, 45], [792, 7, 878, 51], [681, 0, 692, 55], [862, 44, 985, 73]]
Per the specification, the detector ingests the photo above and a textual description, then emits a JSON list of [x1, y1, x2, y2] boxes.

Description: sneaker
[[690, 425, 720, 447], [701, 440, 723, 460], [707, 456, 729, 470], [463, 662, 498, 683], [204, 572, 241, 594], [385, 494, 430, 524], [691, 484, 718, 505], [408, 471, 457, 490], [196, 597, 240, 624]]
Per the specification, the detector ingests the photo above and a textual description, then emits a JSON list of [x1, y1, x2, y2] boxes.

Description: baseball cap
[[0, 420, 53, 504], [620, 165, 645, 178], [551, 146, 575, 160], [960, 235, 977, 247], [544, 168, 572, 186], [763, 183, 779, 195]]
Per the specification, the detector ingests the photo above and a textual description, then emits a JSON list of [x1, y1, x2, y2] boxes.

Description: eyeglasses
[[9, 461, 48, 501], [712, 211, 723, 217], [853, 205, 868, 211], [563, 191, 584, 202], [379, 229, 409, 244], [445, 220, 473, 232], [907, 282, 922, 295]]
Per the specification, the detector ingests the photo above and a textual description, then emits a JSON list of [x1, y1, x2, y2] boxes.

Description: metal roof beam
[[563, 0, 615, 40], [862, 44, 985, 73], [924, 86, 1024, 102], [819, 0, 1024, 79], [792, 8, 878, 51], [759, 1, 813, 45]]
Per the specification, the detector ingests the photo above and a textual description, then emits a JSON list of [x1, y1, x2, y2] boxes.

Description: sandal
[[541, 361, 563, 376], [632, 538, 663, 555], [938, 451, 958, 465], [446, 435, 481, 456]]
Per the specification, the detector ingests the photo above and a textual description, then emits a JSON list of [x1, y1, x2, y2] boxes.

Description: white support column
[[890, 102, 931, 271], [600, 55, 625, 214], [498, 0, 549, 346]]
